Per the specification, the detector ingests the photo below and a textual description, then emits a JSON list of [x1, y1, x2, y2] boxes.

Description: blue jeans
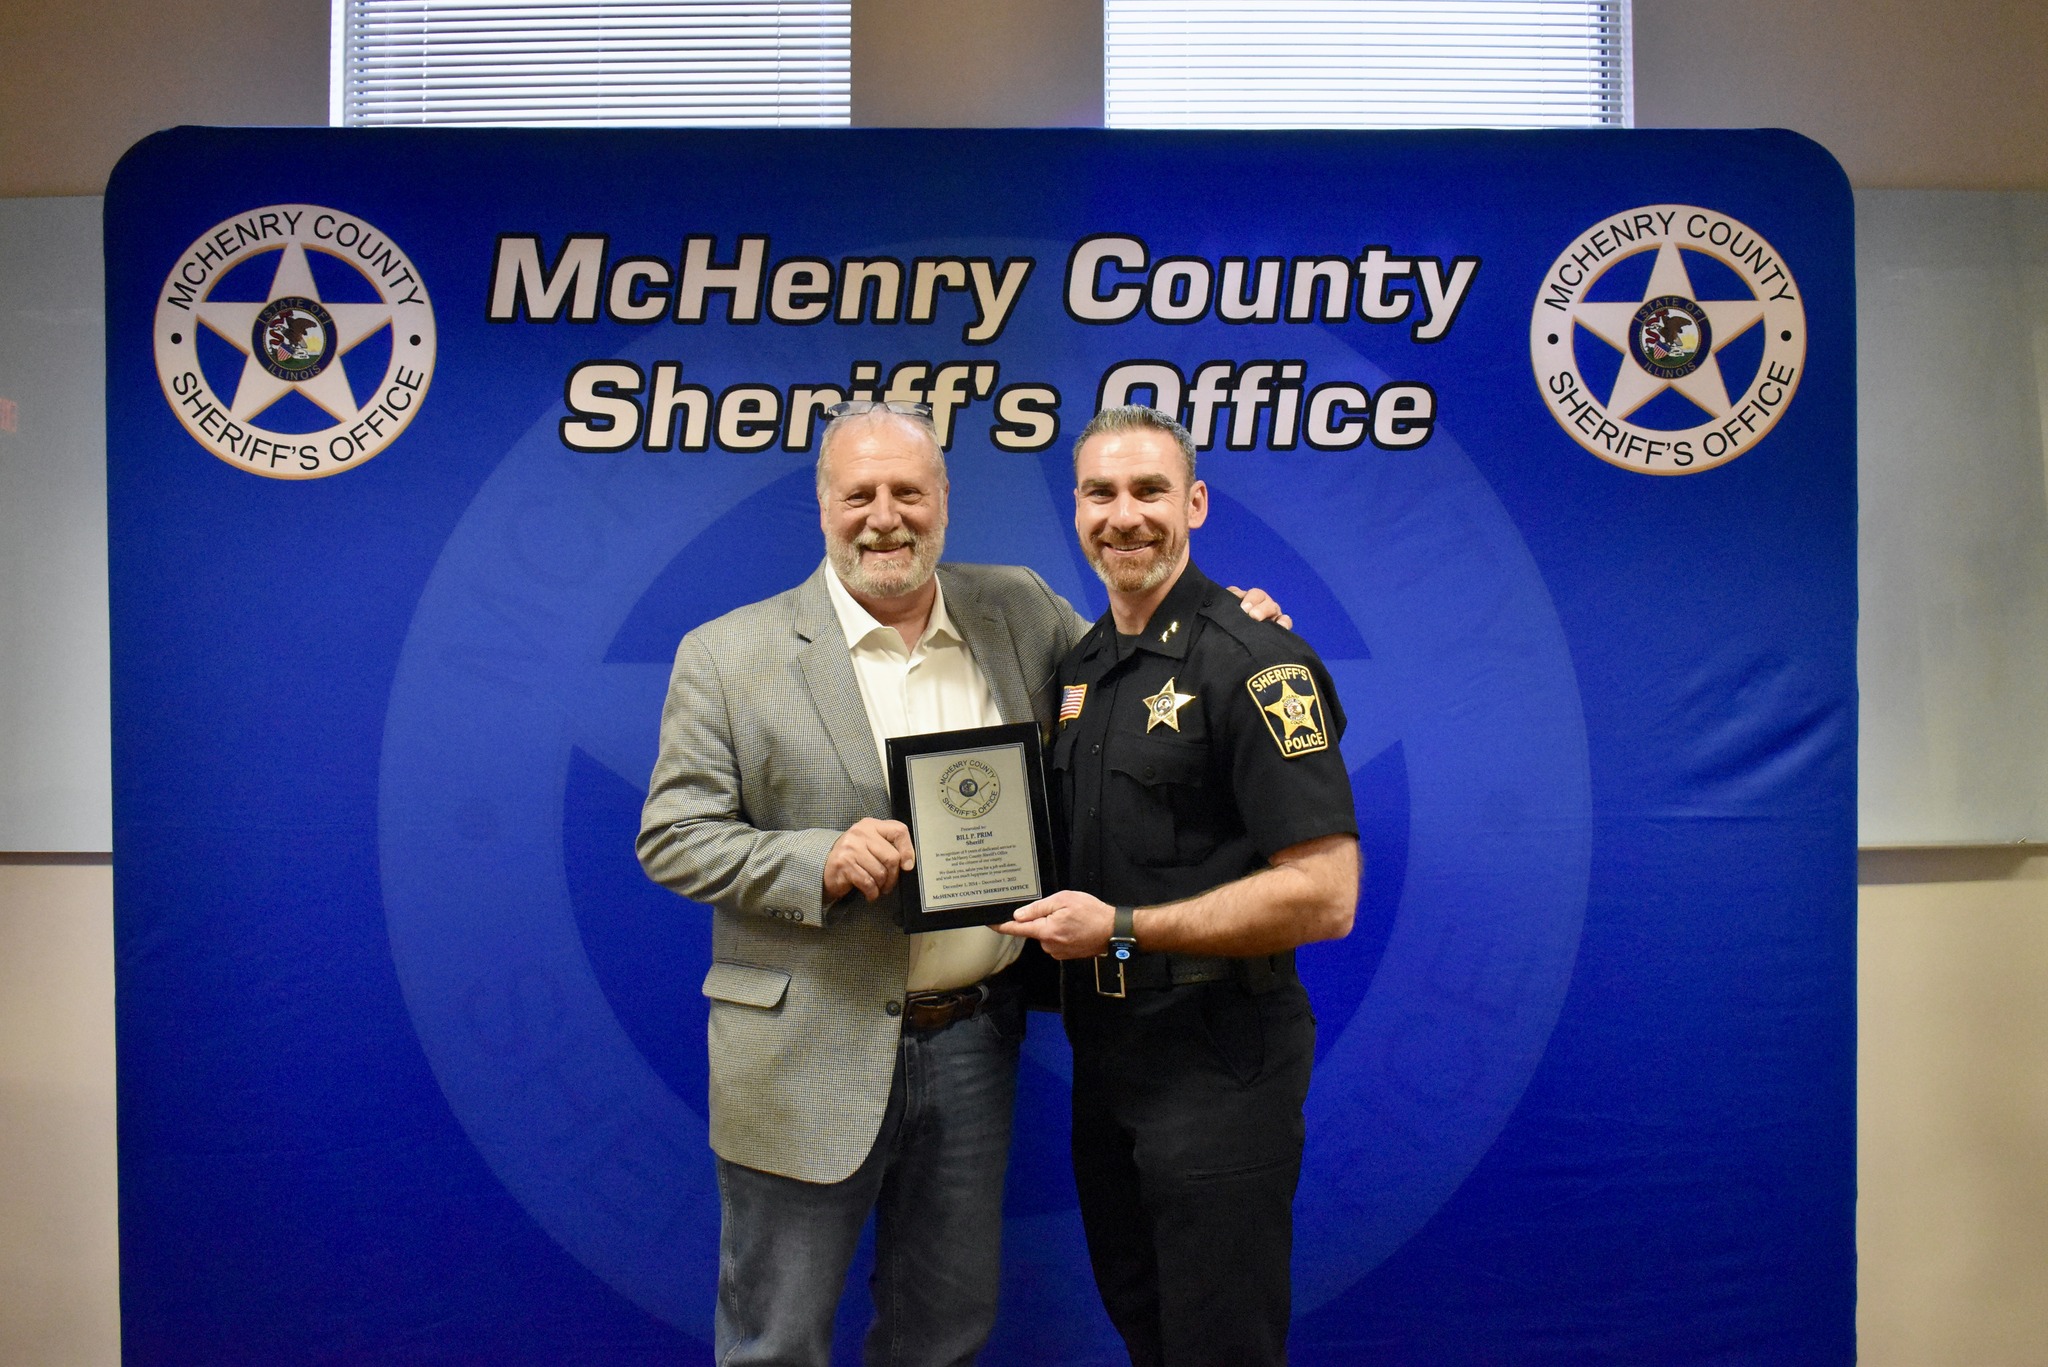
[[713, 993, 1023, 1367]]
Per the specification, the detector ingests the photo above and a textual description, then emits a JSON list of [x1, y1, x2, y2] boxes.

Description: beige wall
[[0, 0, 328, 199], [1634, 0, 2048, 190], [0, 863, 117, 1366], [853, 0, 1103, 128], [1858, 850, 2048, 1365], [2, 1, 2045, 1363]]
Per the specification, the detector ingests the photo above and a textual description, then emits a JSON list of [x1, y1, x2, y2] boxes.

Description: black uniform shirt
[[1051, 562, 1358, 911]]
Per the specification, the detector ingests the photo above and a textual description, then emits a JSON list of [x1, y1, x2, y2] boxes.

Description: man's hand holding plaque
[[823, 817, 918, 902]]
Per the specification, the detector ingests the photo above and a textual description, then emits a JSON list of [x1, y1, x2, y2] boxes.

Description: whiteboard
[[0, 197, 109, 851], [1857, 190, 2048, 845]]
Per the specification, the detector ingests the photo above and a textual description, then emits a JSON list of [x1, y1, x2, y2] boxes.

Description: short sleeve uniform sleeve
[[1219, 630, 1358, 859]]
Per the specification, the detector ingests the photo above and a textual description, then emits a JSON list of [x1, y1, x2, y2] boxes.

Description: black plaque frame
[[885, 721, 1057, 933]]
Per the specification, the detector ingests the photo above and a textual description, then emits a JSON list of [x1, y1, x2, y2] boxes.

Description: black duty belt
[[1086, 949, 1293, 998]]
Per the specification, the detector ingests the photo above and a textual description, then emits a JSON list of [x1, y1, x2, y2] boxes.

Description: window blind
[[332, 1, 850, 127], [1106, 1, 1630, 130]]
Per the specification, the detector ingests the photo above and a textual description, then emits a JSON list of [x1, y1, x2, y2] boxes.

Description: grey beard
[[830, 524, 945, 599]]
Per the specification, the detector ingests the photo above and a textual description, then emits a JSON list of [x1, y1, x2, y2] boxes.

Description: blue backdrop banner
[[107, 127, 1855, 1365]]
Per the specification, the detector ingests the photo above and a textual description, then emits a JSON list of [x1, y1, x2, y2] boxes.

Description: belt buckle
[[1093, 954, 1128, 998]]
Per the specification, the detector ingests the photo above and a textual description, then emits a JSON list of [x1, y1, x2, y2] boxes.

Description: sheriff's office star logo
[[1530, 205, 1806, 475], [937, 758, 1002, 819], [1141, 677, 1196, 732], [154, 205, 437, 480], [1247, 663, 1329, 758]]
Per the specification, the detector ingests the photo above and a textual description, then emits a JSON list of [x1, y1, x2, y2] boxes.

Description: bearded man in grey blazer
[[638, 403, 1279, 1367]]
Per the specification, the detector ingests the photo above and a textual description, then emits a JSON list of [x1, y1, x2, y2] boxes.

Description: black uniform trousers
[[1064, 965, 1316, 1367]]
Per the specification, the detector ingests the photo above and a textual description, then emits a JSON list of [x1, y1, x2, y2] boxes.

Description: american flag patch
[[1058, 684, 1087, 724]]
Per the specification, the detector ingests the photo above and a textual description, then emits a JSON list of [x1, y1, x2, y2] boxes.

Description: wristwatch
[[1108, 905, 1138, 962], [1094, 906, 1140, 999]]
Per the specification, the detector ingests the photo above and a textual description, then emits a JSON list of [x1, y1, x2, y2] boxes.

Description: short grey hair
[[1072, 405, 1197, 484], [815, 406, 947, 498]]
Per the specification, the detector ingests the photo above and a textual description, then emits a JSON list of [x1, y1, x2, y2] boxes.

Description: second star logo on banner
[[1530, 205, 1806, 475]]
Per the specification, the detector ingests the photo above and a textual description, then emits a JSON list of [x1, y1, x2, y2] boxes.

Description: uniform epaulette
[[1195, 592, 1304, 661]]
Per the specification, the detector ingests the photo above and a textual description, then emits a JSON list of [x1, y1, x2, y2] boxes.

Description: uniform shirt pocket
[[1107, 737, 1208, 866]]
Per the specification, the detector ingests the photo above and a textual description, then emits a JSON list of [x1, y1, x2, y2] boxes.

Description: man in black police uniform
[[999, 405, 1359, 1367]]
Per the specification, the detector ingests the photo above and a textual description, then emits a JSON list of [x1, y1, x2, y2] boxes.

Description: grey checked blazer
[[637, 561, 1088, 1184]]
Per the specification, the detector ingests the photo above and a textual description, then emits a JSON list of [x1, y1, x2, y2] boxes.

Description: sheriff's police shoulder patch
[[1247, 663, 1328, 758]]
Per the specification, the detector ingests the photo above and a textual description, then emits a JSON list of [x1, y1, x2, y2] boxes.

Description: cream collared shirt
[[824, 563, 1022, 992]]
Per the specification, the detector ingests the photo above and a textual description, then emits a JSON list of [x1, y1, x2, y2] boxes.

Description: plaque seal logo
[[937, 757, 1003, 820]]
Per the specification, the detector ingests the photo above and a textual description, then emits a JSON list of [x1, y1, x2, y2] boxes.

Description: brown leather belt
[[904, 981, 997, 1033]]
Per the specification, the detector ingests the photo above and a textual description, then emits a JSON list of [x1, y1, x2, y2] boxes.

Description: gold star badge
[[1141, 676, 1196, 732], [1264, 681, 1317, 736]]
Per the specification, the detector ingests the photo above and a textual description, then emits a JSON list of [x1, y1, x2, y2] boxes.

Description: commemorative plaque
[[885, 722, 1057, 932]]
